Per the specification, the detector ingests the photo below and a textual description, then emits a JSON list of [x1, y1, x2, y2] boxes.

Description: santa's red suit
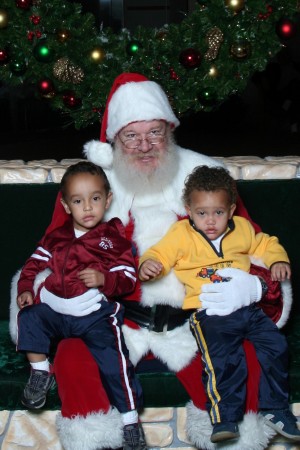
[[9, 73, 292, 450]]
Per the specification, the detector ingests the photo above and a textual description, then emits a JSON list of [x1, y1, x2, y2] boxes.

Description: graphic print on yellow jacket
[[139, 216, 290, 310]]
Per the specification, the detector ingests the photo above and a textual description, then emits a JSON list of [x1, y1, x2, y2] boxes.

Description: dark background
[[1, 0, 300, 161]]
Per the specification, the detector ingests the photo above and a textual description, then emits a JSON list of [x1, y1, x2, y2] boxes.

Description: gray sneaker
[[123, 423, 148, 450], [21, 368, 55, 409]]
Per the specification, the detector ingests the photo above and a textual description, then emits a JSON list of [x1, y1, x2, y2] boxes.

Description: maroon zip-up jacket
[[18, 217, 137, 300]]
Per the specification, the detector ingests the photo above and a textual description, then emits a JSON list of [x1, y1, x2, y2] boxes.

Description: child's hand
[[270, 262, 291, 282], [78, 268, 105, 288], [139, 259, 163, 281], [17, 291, 33, 309]]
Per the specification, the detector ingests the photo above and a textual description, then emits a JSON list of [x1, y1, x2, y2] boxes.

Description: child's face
[[61, 172, 112, 232], [185, 189, 236, 241]]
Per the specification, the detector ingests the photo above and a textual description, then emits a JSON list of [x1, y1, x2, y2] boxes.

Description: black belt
[[122, 300, 191, 333]]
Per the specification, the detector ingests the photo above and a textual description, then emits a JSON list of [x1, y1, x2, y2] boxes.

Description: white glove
[[199, 268, 262, 316], [40, 287, 102, 317]]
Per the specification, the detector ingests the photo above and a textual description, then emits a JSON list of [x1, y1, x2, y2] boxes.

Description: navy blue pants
[[17, 301, 143, 413], [190, 305, 289, 424]]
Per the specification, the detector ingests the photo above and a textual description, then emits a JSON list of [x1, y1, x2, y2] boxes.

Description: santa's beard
[[112, 137, 179, 195]]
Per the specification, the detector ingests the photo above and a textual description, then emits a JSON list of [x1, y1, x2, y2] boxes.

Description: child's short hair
[[182, 165, 237, 205], [60, 161, 111, 199]]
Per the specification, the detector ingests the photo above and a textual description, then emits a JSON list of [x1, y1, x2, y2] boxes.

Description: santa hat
[[83, 72, 180, 168]]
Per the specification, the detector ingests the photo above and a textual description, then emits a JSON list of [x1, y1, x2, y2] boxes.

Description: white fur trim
[[122, 321, 198, 372], [9, 270, 21, 344], [185, 401, 276, 450], [9, 268, 52, 344], [106, 80, 180, 139], [276, 279, 293, 329], [83, 140, 113, 169], [250, 256, 293, 329], [56, 407, 123, 450]]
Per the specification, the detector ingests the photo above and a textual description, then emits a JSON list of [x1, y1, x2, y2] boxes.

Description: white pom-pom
[[83, 140, 113, 169]]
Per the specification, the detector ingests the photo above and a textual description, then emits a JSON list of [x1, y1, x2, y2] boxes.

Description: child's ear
[[229, 203, 237, 219], [185, 204, 192, 218], [105, 192, 113, 210], [60, 198, 71, 215]]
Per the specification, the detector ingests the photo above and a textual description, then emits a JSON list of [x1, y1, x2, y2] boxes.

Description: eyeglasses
[[118, 131, 166, 149]]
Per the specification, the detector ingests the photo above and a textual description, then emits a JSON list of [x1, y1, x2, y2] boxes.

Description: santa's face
[[116, 120, 169, 174]]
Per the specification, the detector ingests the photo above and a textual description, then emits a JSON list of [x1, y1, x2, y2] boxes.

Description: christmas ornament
[[16, 0, 32, 10], [27, 31, 35, 41], [33, 41, 53, 62], [197, 88, 217, 106], [90, 46, 105, 63], [170, 68, 180, 80], [204, 27, 224, 61], [208, 64, 219, 78], [258, 4, 273, 20], [63, 90, 82, 108], [10, 59, 27, 75], [0, 9, 9, 29], [225, 0, 245, 13], [30, 14, 41, 25], [0, 49, 9, 64], [57, 29, 70, 43], [37, 78, 55, 97], [230, 40, 251, 60], [276, 17, 296, 40], [126, 41, 142, 56], [179, 48, 202, 69], [53, 57, 84, 84]]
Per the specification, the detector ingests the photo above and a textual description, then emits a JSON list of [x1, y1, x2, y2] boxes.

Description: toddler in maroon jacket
[[16, 161, 146, 448]]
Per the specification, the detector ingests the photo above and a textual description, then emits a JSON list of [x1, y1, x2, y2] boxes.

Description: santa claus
[[10, 73, 292, 450]]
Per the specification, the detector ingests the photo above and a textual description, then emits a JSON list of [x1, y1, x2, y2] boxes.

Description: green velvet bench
[[1, 180, 300, 412]]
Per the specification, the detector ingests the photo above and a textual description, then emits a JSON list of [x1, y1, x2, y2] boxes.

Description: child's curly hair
[[182, 165, 237, 206]]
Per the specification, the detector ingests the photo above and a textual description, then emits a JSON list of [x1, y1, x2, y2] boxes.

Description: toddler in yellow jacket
[[139, 166, 299, 445]]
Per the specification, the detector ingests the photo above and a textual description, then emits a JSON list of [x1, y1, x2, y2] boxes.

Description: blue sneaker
[[261, 408, 300, 441], [211, 422, 240, 443]]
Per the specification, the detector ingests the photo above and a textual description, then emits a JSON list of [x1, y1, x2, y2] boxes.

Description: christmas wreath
[[0, 0, 298, 129]]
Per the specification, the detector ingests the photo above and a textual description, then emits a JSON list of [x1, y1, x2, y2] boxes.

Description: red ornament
[[27, 31, 34, 41], [257, 4, 273, 20], [63, 90, 82, 108], [179, 48, 202, 69], [0, 49, 9, 64], [35, 30, 42, 38], [30, 15, 41, 25], [170, 68, 180, 80], [276, 17, 296, 40], [16, 0, 32, 10], [37, 78, 55, 96]]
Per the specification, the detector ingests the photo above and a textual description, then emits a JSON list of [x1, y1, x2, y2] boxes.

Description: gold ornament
[[0, 9, 9, 29], [208, 64, 219, 78], [57, 29, 71, 43], [204, 27, 224, 61], [230, 40, 251, 60], [90, 46, 105, 63], [53, 57, 84, 84], [225, 0, 245, 13]]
